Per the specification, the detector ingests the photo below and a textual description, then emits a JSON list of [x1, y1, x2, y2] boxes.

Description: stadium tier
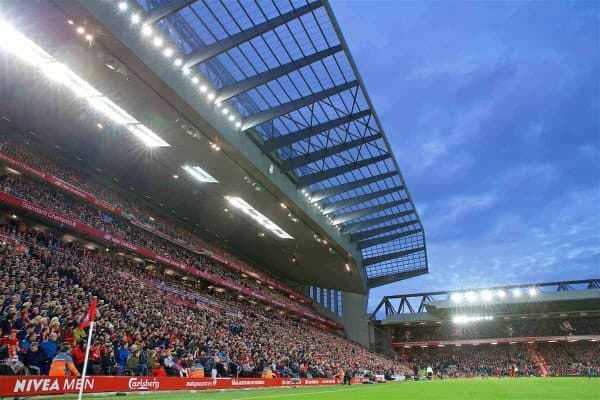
[[0, 0, 427, 396]]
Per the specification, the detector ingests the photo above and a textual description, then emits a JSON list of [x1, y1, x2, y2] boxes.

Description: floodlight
[[182, 165, 219, 184], [0, 20, 170, 148], [142, 25, 152, 36], [131, 14, 140, 24], [450, 293, 463, 303], [224, 196, 293, 239], [153, 37, 163, 47], [118, 2, 128, 11], [513, 288, 522, 297], [496, 289, 506, 298], [528, 287, 537, 297], [480, 290, 493, 301], [465, 291, 477, 303]]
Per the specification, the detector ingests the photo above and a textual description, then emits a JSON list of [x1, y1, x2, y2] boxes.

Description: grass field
[[48, 378, 600, 400]]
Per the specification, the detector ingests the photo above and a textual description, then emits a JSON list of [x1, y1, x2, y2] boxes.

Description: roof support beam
[[242, 80, 358, 131], [298, 154, 390, 186], [333, 198, 410, 225], [216, 45, 343, 103], [281, 133, 382, 171], [144, 0, 197, 24], [357, 229, 423, 249], [367, 268, 428, 289], [350, 219, 419, 242], [322, 186, 399, 214], [184, 1, 322, 69], [310, 171, 397, 202], [263, 109, 370, 152], [341, 209, 415, 234], [362, 246, 426, 267]]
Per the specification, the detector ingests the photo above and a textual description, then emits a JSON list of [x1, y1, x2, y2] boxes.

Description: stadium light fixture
[[465, 291, 477, 303], [0, 20, 169, 147], [118, 2, 128, 12], [496, 289, 506, 298], [224, 196, 294, 239], [513, 288, 522, 297], [450, 293, 463, 303], [141, 25, 152, 36], [182, 165, 219, 184], [131, 14, 140, 24], [480, 290, 493, 301], [528, 287, 538, 297]]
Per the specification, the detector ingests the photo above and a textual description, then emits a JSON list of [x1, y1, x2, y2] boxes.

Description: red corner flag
[[79, 298, 97, 330]]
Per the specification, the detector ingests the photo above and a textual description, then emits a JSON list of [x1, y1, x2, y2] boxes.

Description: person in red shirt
[[1, 329, 20, 358], [71, 341, 86, 372]]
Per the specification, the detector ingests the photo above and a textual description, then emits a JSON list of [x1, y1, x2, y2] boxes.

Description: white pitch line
[[232, 385, 376, 400]]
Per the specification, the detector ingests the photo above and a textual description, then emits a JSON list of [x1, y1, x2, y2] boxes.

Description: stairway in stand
[[527, 344, 550, 376]]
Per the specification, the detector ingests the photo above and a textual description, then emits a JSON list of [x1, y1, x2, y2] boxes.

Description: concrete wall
[[340, 291, 370, 347]]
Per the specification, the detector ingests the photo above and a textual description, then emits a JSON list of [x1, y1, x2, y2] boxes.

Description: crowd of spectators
[[0, 169, 312, 318], [0, 225, 406, 378], [0, 134, 307, 304], [400, 344, 536, 378], [536, 342, 600, 376], [394, 317, 600, 342]]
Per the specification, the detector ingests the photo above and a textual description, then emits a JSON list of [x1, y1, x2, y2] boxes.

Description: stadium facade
[[0, 0, 426, 347]]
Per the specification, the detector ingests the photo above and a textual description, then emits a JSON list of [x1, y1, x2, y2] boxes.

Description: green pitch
[[52, 378, 599, 400]]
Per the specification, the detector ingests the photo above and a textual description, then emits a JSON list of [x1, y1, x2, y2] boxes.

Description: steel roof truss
[[357, 228, 423, 249], [298, 153, 390, 186], [184, 1, 323, 69], [322, 186, 399, 214], [333, 198, 410, 225], [242, 80, 358, 131], [362, 246, 426, 267]]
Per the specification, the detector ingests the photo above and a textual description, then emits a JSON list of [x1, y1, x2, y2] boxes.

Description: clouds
[[330, 1, 599, 307]]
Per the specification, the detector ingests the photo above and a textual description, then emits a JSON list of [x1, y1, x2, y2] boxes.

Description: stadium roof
[[371, 279, 600, 323], [0, 0, 427, 291], [131, 0, 427, 286]]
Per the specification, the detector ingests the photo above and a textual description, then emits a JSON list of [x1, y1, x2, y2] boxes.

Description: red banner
[[0, 376, 342, 397], [0, 150, 313, 307], [0, 191, 335, 326], [0, 152, 123, 216]]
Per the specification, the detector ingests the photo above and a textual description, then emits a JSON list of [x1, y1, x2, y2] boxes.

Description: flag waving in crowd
[[79, 298, 97, 330]]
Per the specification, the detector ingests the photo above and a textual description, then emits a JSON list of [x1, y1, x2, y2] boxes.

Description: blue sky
[[330, 1, 600, 308]]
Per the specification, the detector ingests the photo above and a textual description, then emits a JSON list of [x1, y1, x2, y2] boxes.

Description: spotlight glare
[[480, 290, 493, 301], [173, 58, 183, 67], [142, 25, 152, 36], [528, 287, 538, 297], [118, 2, 128, 11], [235, 121, 242, 128], [191, 77, 199, 84], [228, 115, 235, 121], [450, 293, 463, 303], [222, 108, 229, 115], [496, 289, 506, 298], [131, 14, 140, 24], [153, 37, 163, 47], [207, 92, 215, 100], [513, 288, 522, 297], [465, 291, 477, 303], [76, 26, 85, 35], [85, 34, 93, 42], [199, 85, 208, 93], [163, 47, 173, 57]]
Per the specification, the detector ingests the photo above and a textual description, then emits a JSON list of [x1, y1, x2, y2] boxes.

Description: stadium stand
[[371, 283, 600, 379], [0, 226, 406, 379]]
